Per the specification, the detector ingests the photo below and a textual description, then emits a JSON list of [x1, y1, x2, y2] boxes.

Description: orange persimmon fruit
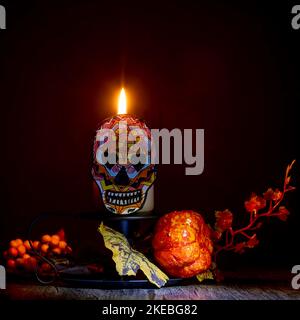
[[152, 210, 213, 278], [58, 241, 67, 250], [17, 245, 26, 256], [15, 239, 23, 246], [52, 247, 61, 255], [23, 253, 30, 260], [8, 247, 18, 258], [33, 241, 40, 250], [10, 240, 18, 248], [23, 240, 32, 251], [41, 244, 49, 253], [7, 259, 16, 269], [50, 235, 60, 246], [41, 235, 51, 243]]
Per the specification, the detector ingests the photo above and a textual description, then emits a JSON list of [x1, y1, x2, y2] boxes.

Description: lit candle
[[92, 88, 157, 215]]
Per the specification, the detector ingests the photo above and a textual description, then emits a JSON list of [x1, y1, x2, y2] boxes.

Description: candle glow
[[118, 88, 127, 114]]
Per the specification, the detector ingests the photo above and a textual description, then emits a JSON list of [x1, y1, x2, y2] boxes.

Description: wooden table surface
[[1, 268, 300, 300], [2, 282, 300, 300]]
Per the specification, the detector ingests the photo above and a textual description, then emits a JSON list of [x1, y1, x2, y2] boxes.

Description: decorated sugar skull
[[92, 114, 157, 215]]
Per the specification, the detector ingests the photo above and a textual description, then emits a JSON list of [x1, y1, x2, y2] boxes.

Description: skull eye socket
[[105, 163, 114, 170], [129, 152, 148, 172], [133, 163, 145, 172], [103, 151, 118, 170]]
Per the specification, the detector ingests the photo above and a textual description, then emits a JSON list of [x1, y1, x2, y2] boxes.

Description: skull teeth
[[106, 191, 142, 206]]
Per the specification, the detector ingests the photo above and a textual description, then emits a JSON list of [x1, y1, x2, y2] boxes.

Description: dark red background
[[0, 1, 299, 270]]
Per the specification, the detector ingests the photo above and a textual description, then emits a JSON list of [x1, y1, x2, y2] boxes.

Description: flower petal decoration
[[245, 193, 266, 212], [276, 206, 290, 221], [213, 160, 296, 273], [98, 223, 169, 288], [215, 209, 233, 233]]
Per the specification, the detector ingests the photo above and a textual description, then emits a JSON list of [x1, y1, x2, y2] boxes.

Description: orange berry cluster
[[3, 231, 72, 273]]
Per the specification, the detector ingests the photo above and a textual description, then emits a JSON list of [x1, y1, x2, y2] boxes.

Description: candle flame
[[118, 88, 127, 114]]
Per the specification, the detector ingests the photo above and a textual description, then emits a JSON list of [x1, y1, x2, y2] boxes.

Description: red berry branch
[[212, 160, 296, 266]]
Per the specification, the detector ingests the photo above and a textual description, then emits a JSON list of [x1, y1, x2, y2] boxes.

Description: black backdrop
[[0, 1, 299, 271]]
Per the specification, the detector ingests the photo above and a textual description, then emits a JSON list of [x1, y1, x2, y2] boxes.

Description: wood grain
[[4, 283, 300, 300]]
